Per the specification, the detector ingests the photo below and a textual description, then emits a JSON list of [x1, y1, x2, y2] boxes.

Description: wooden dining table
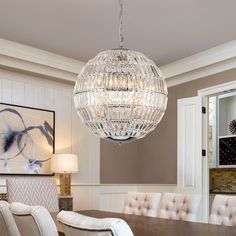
[[56, 210, 236, 236]]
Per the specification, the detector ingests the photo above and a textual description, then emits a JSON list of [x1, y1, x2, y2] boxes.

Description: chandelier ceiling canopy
[[74, 0, 168, 143]]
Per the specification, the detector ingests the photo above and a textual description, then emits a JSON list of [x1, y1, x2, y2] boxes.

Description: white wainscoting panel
[[71, 185, 100, 211], [71, 184, 177, 212], [99, 185, 137, 213]]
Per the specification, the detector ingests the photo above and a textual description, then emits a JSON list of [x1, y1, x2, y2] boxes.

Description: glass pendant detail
[[74, 48, 168, 142]]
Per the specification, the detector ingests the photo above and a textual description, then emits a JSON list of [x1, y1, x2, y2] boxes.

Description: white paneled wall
[[0, 68, 100, 194], [99, 185, 137, 213]]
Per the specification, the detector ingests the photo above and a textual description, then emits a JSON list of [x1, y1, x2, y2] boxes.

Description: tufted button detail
[[159, 193, 201, 222], [123, 192, 161, 217], [209, 195, 236, 226]]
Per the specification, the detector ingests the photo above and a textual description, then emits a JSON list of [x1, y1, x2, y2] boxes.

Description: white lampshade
[[51, 154, 79, 173]]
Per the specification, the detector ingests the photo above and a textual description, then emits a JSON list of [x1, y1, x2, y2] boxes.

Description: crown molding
[[0, 38, 85, 82], [1, 38, 236, 87], [161, 40, 236, 87], [165, 56, 236, 87]]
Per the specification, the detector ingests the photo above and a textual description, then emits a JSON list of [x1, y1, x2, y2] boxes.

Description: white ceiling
[[0, 0, 236, 66]]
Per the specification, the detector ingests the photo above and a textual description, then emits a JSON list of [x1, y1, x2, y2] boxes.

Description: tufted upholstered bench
[[123, 192, 161, 217], [159, 193, 201, 222], [209, 195, 236, 226]]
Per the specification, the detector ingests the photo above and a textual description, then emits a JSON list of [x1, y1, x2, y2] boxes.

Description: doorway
[[198, 81, 236, 223], [208, 92, 236, 214]]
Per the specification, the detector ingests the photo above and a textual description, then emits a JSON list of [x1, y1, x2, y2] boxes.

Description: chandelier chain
[[119, 0, 124, 48]]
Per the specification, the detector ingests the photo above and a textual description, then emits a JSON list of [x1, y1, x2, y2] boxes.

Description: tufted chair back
[[6, 177, 59, 213], [123, 192, 161, 217], [159, 193, 201, 222], [209, 195, 236, 226]]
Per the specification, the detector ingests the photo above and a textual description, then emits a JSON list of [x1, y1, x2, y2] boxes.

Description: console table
[[59, 196, 73, 211]]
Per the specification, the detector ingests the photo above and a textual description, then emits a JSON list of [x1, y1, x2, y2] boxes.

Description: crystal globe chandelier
[[74, 0, 168, 143]]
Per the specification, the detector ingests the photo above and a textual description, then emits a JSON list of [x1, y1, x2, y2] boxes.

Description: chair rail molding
[[1, 181, 177, 213]]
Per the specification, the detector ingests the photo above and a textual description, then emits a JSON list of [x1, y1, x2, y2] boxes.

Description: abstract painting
[[0, 103, 55, 175]]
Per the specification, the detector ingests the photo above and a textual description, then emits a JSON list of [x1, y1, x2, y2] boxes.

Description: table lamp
[[51, 154, 79, 196]]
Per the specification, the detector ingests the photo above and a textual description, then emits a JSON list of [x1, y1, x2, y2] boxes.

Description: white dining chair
[[10, 202, 59, 236], [6, 177, 59, 213], [57, 210, 134, 236], [123, 192, 161, 217], [0, 201, 21, 236], [159, 193, 201, 222], [209, 195, 236, 226]]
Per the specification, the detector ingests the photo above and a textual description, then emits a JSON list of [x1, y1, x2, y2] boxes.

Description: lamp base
[[59, 173, 71, 196]]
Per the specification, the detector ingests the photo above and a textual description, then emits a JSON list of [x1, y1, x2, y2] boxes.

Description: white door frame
[[198, 80, 236, 223]]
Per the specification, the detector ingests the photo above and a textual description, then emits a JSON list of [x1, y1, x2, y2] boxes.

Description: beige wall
[[100, 69, 236, 184], [100, 141, 138, 184]]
